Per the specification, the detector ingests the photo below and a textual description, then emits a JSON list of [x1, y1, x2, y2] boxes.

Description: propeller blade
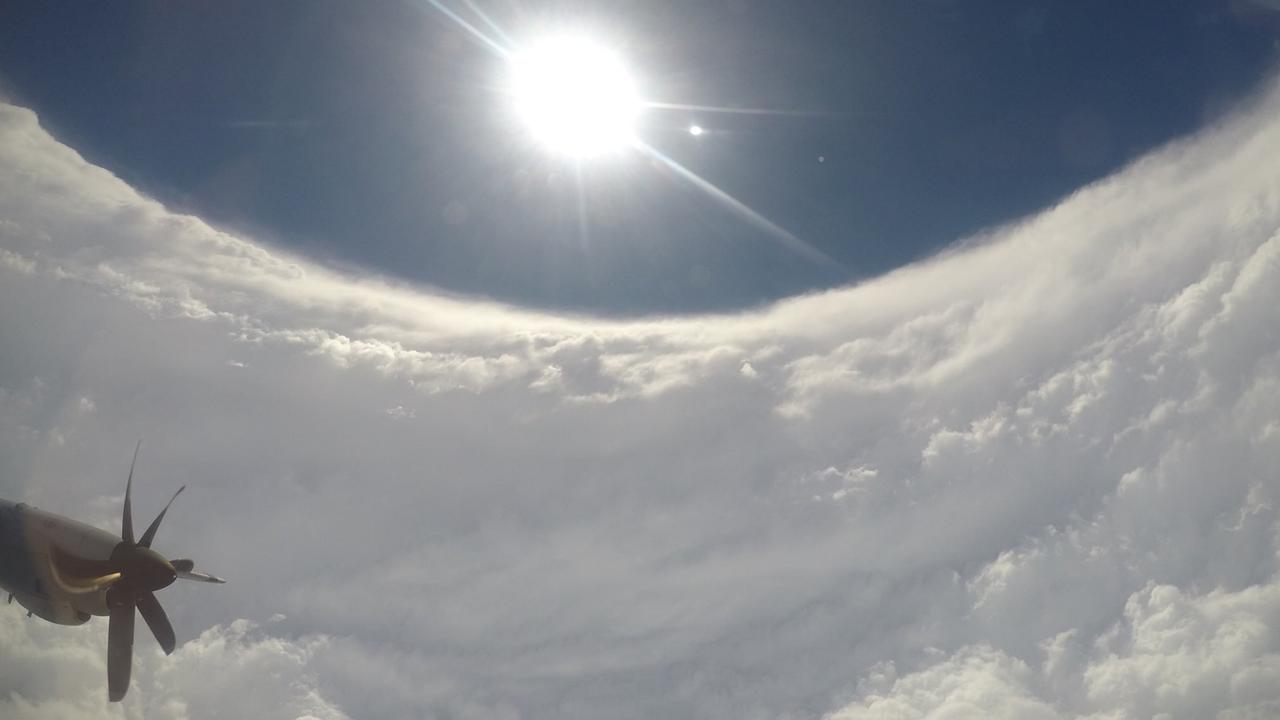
[[177, 569, 226, 584], [136, 591, 176, 655], [172, 564, 226, 584], [138, 485, 185, 549], [122, 441, 141, 545], [107, 599, 136, 702], [171, 559, 227, 584]]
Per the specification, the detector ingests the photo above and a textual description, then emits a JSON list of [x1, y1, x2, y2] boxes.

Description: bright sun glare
[[510, 35, 641, 158]]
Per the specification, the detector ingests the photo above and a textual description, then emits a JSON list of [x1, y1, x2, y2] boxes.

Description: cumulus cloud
[[832, 580, 1280, 719], [0, 611, 347, 720], [0, 73, 1278, 718]]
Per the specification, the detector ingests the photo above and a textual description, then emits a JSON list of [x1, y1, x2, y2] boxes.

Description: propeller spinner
[[104, 442, 225, 702]]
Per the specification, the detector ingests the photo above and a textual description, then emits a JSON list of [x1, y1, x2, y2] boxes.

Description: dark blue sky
[[2, 0, 1277, 314]]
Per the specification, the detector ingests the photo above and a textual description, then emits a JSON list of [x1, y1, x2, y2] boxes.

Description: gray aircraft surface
[[0, 443, 224, 701]]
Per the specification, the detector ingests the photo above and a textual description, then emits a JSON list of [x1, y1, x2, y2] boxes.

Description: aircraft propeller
[[104, 442, 224, 702]]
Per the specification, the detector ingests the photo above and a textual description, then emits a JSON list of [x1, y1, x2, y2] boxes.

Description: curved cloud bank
[[0, 74, 1278, 719]]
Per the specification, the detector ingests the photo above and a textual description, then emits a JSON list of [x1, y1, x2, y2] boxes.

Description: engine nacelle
[[13, 593, 89, 626]]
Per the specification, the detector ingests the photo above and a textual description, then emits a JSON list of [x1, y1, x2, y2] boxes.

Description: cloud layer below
[[0, 74, 1278, 718]]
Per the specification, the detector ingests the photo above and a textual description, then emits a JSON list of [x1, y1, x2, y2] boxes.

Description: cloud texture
[[0, 74, 1278, 719]]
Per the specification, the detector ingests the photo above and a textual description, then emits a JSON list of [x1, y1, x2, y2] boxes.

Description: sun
[[510, 34, 641, 158]]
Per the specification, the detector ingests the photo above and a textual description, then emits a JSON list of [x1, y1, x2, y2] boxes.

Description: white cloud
[[0, 74, 1279, 718], [829, 646, 1063, 720], [0, 611, 347, 720], [830, 578, 1280, 719]]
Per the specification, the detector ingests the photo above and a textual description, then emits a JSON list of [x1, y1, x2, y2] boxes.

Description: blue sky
[[1, 0, 1276, 313]]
